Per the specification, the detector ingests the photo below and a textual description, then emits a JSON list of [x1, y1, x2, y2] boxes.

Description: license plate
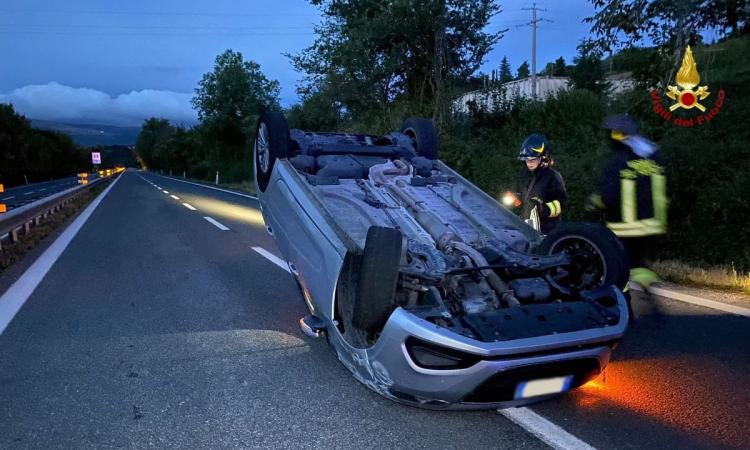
[[514, 375, 573, 399]]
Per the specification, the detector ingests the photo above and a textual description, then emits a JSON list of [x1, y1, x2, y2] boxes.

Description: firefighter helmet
[[518, 133, 549, 160]]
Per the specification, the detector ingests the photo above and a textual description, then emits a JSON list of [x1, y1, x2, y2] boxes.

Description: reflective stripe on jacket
[[600, 143, 667, 237]]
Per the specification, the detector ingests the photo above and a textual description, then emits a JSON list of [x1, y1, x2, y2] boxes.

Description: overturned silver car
[[254, 112, 629, 410]]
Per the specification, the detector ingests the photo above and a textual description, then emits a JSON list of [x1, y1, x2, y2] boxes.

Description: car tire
[[401, 117, 439, 160], [255, 111, 290, 193], [352, 226, 404, 335], [538, 223, 629, 291]]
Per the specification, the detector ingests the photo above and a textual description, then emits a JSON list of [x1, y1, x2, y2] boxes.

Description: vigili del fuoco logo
[[650, 46, 725, 127]]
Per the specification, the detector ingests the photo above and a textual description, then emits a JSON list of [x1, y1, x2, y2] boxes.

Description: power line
[[0, 8, 320, 18], [0, 24, 315, 31]]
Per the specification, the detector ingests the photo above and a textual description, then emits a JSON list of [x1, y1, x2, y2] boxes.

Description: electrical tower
[[519, 3, 552, 100]]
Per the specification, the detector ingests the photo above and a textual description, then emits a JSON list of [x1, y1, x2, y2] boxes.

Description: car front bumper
[[328, 289, 628, 410]]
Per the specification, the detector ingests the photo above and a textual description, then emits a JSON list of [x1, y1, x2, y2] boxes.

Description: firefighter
[[590, 114, 667, 292], [513, 133, 567, 234]]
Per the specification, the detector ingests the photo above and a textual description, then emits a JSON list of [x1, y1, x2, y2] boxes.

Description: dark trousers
[[621, 236, 650, 268]]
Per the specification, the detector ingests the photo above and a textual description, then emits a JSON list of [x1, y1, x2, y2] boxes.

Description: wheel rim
[[549, 235, 607, 291], [257, 122, 270, 173]]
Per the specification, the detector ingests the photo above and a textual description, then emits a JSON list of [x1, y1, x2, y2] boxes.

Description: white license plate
[[514, 375, 573, 399]]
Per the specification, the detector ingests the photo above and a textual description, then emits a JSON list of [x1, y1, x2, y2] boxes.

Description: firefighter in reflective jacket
[[590, 115, 667, 290], [514, 134, 567, 234]]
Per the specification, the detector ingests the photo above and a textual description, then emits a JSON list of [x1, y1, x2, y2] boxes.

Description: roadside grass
[[160, 173, 256, 196], [219, 180, 256, 196], [650, 260, 750, 295]]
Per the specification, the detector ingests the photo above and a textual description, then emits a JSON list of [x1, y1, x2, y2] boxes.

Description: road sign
[[91, 152, 101, 164]]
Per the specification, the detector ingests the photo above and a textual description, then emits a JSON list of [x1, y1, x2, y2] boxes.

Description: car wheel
[[352, 226, 404, 337], [255, 111, 290, 192], [538, 223, 629, 292], [401, 117, 439, 160]]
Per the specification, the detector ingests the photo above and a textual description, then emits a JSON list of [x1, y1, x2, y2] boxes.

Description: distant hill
[[31, 119, 141, 147]]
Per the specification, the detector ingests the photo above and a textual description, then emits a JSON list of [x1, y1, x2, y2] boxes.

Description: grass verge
[[650, 260, 750, 295]]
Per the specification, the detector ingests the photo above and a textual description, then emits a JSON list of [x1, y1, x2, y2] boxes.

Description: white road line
[[150, 173, 257, 199], [0, 174, 122, 335], [251, 247, 291, 273], [632, 284, 750, 317], [39, 188, 46, 191], [2, 196, 15, 200], [203, 216, 230, 231], [163, 190, 169, 194], [24, 191, 35, 195], [170, 195, 180, 200], [182, 202, 197, 211], [499, 408, 597, 450]]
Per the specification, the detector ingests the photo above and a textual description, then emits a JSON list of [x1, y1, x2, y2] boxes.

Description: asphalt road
[[1, 176, 84, 210], [0, 170, 747, 449]]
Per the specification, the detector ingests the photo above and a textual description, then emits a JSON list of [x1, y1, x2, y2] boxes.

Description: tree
[[290, 0, 503, 128], [517, 61, 530, 79], [134, 118, 175, 170], [587, 0, 749, 52], [192, 50, 280, 143], [552, 56, 567, 76], [570, 39, 610, 95], [585, 0, 749, 85], [498, 56, 513, 83]]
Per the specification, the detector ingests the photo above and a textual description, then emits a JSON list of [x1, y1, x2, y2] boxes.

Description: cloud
[[0, 82, 197, 126]]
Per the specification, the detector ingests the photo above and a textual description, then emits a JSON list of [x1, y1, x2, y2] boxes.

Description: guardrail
[[0, 174, 116, 250]]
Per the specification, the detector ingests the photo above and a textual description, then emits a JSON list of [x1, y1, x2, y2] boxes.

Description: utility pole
[[520, 3, 551, 100]]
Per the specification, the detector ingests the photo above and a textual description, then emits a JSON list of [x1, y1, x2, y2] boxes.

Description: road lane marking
[[24, 191, 35, 195], [163, 190, 169, 194], [170, 195, 180, 200], [2, 196, 14, 200], [632, 284, 750, 317], [499, 407, 596, 450], [251, 247, 291, 273], [182, 202, 197, 211], [150, 173, 257, 199], [39, 188, 46, 191], [0, 174, 122, 335], [203, 216, 230, 231]]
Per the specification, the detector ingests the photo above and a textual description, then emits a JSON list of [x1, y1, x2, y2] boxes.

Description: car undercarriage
[[255, 113, 629, 408]]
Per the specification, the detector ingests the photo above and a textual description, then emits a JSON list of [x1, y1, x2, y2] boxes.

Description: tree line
[[0, 104, 88, 186]]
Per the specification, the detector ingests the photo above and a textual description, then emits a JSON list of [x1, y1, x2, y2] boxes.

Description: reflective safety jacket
[[599, 141, 668, 237], [516, 166, 568, 234]]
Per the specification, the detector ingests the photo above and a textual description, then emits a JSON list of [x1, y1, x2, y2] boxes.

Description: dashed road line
[[0, 174, 121, 335], [149, 173, 257, 199], [24, 191, 35, 195], [163, 190, 169, 194], [203, 216, 230, 231], [182, 202, 197, 211], [499, 407, 597, 450], [170, 195, 180, 200], [632, 284, 750, 317], [2, 196, 15, 200], [251, 247, 291, 274]]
